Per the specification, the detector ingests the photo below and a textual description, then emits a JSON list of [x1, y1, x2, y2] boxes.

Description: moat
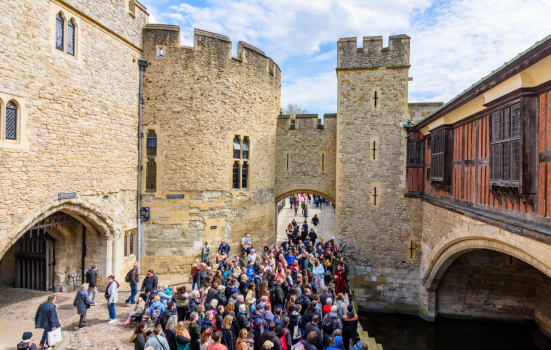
[[359, 312, 551, 350]]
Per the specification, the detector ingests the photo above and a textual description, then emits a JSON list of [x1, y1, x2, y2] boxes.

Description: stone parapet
[[337, 35, 410, 68]]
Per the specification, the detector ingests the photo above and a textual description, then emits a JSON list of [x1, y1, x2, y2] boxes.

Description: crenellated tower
[[335, 34, 423, 312]]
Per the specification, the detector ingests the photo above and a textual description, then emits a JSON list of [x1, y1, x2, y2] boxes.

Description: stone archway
[[419, 227, 551, 335], [0, 198, 119, 291], [275, 188, 336, 205]]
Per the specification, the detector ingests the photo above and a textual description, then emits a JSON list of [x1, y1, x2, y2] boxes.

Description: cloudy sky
[[140, 0, 550, 116]]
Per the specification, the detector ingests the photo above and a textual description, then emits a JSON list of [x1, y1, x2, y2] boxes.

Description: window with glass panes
[[233, 136, 241, 159], [491, 104, 520, 182], [232, 162, 240, 189], [431, 133, 445, 180], [407, 140, 423, 165], [146, 130, 157, 157]]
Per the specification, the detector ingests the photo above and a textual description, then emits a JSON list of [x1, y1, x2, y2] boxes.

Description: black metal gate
[[15, 230, 55, 291], [14, 212, 76, 291]]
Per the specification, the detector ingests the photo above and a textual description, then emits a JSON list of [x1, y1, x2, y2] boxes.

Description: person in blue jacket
[[285, 250, 296, 266], [34, 295, 61, 348], [73, 283, 97, 330]]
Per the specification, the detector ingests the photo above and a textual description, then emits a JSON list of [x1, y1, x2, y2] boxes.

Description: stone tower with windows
[[335, 35, 424, 310]]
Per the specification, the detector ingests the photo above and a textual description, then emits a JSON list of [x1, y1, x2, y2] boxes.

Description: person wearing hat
[[228, 288, 239, 304], [17, 332, 36, 350], [262, 341, 274, 350], [215, 285, 228, 307], [327, 336, 343, 350]]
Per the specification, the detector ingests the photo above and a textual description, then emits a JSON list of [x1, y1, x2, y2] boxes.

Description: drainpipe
[[137, 59, 149, 272]]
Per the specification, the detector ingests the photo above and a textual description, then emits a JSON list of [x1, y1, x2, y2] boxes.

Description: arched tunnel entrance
[[0, 210, 110, 292]]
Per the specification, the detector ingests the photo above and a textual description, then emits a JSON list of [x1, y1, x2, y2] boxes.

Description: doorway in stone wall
[[15, 230, 56, 291]]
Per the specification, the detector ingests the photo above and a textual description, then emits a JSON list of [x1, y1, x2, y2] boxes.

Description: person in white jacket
[[106, 275, 119, 324]]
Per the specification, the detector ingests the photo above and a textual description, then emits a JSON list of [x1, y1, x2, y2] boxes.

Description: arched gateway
[[0, 199, 122, 291]]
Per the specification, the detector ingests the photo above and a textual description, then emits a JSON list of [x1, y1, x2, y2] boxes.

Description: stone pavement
[[0, 283, 141, 350], [277, 197, 336, 243]]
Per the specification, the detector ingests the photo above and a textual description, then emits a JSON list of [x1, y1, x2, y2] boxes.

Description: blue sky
[[140, 0, 550, 116]]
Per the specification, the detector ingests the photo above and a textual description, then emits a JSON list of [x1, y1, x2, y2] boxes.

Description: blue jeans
[[192, 281, 197, 290], [126, 285, 138, 304], [40, 329, 49, 346], [108, 303, 116, 320]]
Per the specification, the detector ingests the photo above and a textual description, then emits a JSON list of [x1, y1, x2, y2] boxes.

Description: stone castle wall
[[0, 0, 147, 287], [336, 35, 423, 311], [275, 114, 337, 202], [140, 26, 281, 275]]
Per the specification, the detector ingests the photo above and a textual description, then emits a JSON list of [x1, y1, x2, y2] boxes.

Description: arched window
[[146, 130, 157, 157], [5, 101, 17, 140], [55, 13, 64, 51], [232, 162, 240, 189], [241, 162, 248, 188], [146, 159, 156, 190], [233, 136, 241, 159], [67, 19, 76, 56], [242, 137, 249, 159]]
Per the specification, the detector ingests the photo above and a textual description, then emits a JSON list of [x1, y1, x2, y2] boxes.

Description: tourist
[[322, 306, 342, 348], [175, 286, 190, 321], [275, 316, 292, 350], [241, 234, 252, 254], [218, 240, 230, 255], [236, 329, 249, 350], [130, 322, 148, 350], [85, 264, 99, 303], [149, 295, 166, 323], [126, 262, 141, 306], [165, 312, 180, 350], [342, 305, 358, 350], [17, 332, 36, 350], [34, 295, 60, 349], [322, 298, 332, 316], [201, 328, 213, 350], [197, 264, 208, 290], [141, 269, 159, 294], [124, 296, 146, 325], [259, 322, 281, 350], [160, 301, 178, 332], [312, 261, 325, 288], [155, 283, 172, 306], [201, 311, 216, 333], [175, 321, 191, 350], [334, 294, 346, 319], [73, 283, 96, 330], [349, 341, 366, 350], [206, 331, 227, 350], [301, 332, 318, 350], [220, 315, 236, 350], [105, 275, 119, 324], [202, 242, 212, 266], [144, 327, 170, 350], [191, 259, 201, 290], [190, 312, 202, 350]]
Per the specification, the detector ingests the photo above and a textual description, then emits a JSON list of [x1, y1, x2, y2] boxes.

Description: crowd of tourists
[[26, 195, 362, 350]]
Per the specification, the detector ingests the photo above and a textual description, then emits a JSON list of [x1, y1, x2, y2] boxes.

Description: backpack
[[151, 306, 162, 323], [125, 269, 132, 283], [322, 315, 336, 334], [269, 287, 277, 305], [279, 329, 289, 350], [251, 315, 267, 339]]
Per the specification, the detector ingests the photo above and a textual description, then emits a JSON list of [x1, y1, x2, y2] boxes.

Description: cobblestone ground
[[0, 284, 139, 349], [277, 198, 336, 243]]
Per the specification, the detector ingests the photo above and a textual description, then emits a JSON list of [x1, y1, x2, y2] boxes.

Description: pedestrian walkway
[[0, 283, 136, 350], [277, 197, 335, 243]]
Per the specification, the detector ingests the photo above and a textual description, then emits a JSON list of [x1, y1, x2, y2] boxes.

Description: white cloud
[[140, 0, 551, 112], [282, 72, 337, 113]]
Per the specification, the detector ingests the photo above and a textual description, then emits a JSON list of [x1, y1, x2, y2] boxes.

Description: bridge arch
[[419, 226, 551, 323], [275, 188, 336, 205]]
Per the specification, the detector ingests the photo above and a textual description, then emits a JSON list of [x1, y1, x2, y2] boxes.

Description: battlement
[[277, 114, 337, 131], [337, 34, 410, 69], [143, 26, 280, 76]]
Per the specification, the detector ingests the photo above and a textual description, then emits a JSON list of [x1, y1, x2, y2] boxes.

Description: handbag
[[47, 328, 62, 346]]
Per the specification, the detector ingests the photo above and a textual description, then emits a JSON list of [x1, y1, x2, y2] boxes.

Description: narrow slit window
[[56, 13, 64, 52], [5, 101, 17, 140], [241, 162, 248, 188], [232, 162, 240, 189], [124, 234, 128, 257], [242, 137, 249, 159], [146, 130, 157, 157], [129, 231, 134, 255], [146, 159, 156, 190], [159, 48, 164, 57], [322, 154, 325, 172], [67, 19, 75, 56], [286, 154, 289, 170], [233, 136, 241, 159]]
